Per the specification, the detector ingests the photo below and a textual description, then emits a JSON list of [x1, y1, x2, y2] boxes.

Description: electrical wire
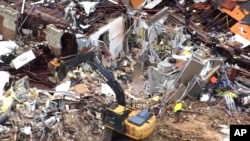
[[111, 15, 138, 49]]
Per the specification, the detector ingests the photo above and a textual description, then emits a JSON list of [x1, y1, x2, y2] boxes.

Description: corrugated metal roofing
[[238, 1, 250, 11]]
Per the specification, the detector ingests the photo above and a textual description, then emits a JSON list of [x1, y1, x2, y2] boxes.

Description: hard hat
[[186, 7, 190, 11], [192, 31, 196, 34]]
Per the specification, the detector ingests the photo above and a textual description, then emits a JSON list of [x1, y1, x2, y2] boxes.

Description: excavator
[[51, 48, 156, 141]]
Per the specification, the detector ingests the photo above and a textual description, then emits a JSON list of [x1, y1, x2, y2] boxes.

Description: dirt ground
[[151, 100, 228, 141], [47, 63, 249, 141]]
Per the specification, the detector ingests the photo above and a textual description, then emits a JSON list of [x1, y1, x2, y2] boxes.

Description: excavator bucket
[[101, 128, 113, 141]]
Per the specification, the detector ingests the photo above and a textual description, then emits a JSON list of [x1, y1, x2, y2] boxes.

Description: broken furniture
[[145, 57, 180, 96], [172, 56, 224, 99]]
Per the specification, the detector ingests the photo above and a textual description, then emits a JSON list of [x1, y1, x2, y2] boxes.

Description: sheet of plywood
[[230, 22, 250, 41], [220, 5, 249, 21], [131, 0, 145, 9]]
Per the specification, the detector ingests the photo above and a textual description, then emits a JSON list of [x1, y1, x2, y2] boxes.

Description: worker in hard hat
[[158, 41, 165, 57], [184, 7, 192, 25], [191, 31, 201, 47], [211, 34, 219, 57], [173, 100, 183, 123]]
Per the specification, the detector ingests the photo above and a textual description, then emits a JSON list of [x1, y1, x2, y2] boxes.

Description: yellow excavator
[[52, 49, 156, 141]]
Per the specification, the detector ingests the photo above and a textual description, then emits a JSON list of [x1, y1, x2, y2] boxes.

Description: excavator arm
[[55, 50, 156, 141], [56, 51, 126, 106]]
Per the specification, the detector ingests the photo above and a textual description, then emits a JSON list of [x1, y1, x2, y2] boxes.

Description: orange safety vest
[[209, 76, 217, 84]]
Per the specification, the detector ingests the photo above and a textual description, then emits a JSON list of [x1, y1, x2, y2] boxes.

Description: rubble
[[0, 0, 250, 140]]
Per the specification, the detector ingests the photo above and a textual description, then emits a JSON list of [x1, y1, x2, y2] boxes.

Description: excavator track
[[101, 128, 113, 141]]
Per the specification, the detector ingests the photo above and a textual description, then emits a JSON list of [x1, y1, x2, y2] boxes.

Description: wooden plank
[[230, 22, 250, 40], [169, 14, 211, 44], [220, 5, 249, 21], [47, 9, 60, 16]]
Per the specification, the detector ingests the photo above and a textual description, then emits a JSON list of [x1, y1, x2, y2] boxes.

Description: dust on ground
[[129, 65, 241, 141]]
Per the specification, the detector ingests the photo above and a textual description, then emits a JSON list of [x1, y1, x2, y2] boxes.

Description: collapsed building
[[0, 0, 127, 58], [1, 0, 250, 141]]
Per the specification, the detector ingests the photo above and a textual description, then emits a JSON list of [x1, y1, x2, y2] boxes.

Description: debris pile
[[0, 41, 156, 141], [0, 74, 106, 140], [1, 0, 250, 141]]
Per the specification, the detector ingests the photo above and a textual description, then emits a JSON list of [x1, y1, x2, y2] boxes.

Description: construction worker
[[191, 31, 201, 47], [184, 7, 192, 25], [211, 34, 219, 57], [173, 100, 183, 123], [158, 41, 165, 57], [128, 31, 137, 51]]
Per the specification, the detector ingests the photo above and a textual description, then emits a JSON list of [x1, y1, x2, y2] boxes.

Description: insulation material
[[233, 34, 250, 48], [0, 41, 18, 56], [101, 83, 115, 97]]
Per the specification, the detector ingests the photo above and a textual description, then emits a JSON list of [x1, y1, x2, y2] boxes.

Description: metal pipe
[[18, 5, 35, 33], [21, 0, 26, 14], [240, 54, 250, 61]]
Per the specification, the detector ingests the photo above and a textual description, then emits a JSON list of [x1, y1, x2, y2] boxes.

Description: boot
[[174, 113, 180, 123]]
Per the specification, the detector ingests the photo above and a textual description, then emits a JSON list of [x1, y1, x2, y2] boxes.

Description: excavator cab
[[103, 103, 128, 133], [103, 103, 156, 141]]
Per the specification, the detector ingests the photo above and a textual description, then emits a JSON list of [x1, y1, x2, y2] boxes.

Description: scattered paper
[[11, 50, 36, 69], [0, 40, 18, 56], [101, 83, 115, 97], [200, 94, 209, 102], [55, 81, 71, 92]]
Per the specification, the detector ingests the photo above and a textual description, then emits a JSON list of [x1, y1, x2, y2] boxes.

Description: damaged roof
[[219, 0, 250, 40], [24, 3, 69, 29], [1, 0, 126, 32], [147, 7, 169, 26]]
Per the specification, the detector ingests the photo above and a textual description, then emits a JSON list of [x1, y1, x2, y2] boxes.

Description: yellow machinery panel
[[123, 110, 156, 140], [104, 105, 156, 140]]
